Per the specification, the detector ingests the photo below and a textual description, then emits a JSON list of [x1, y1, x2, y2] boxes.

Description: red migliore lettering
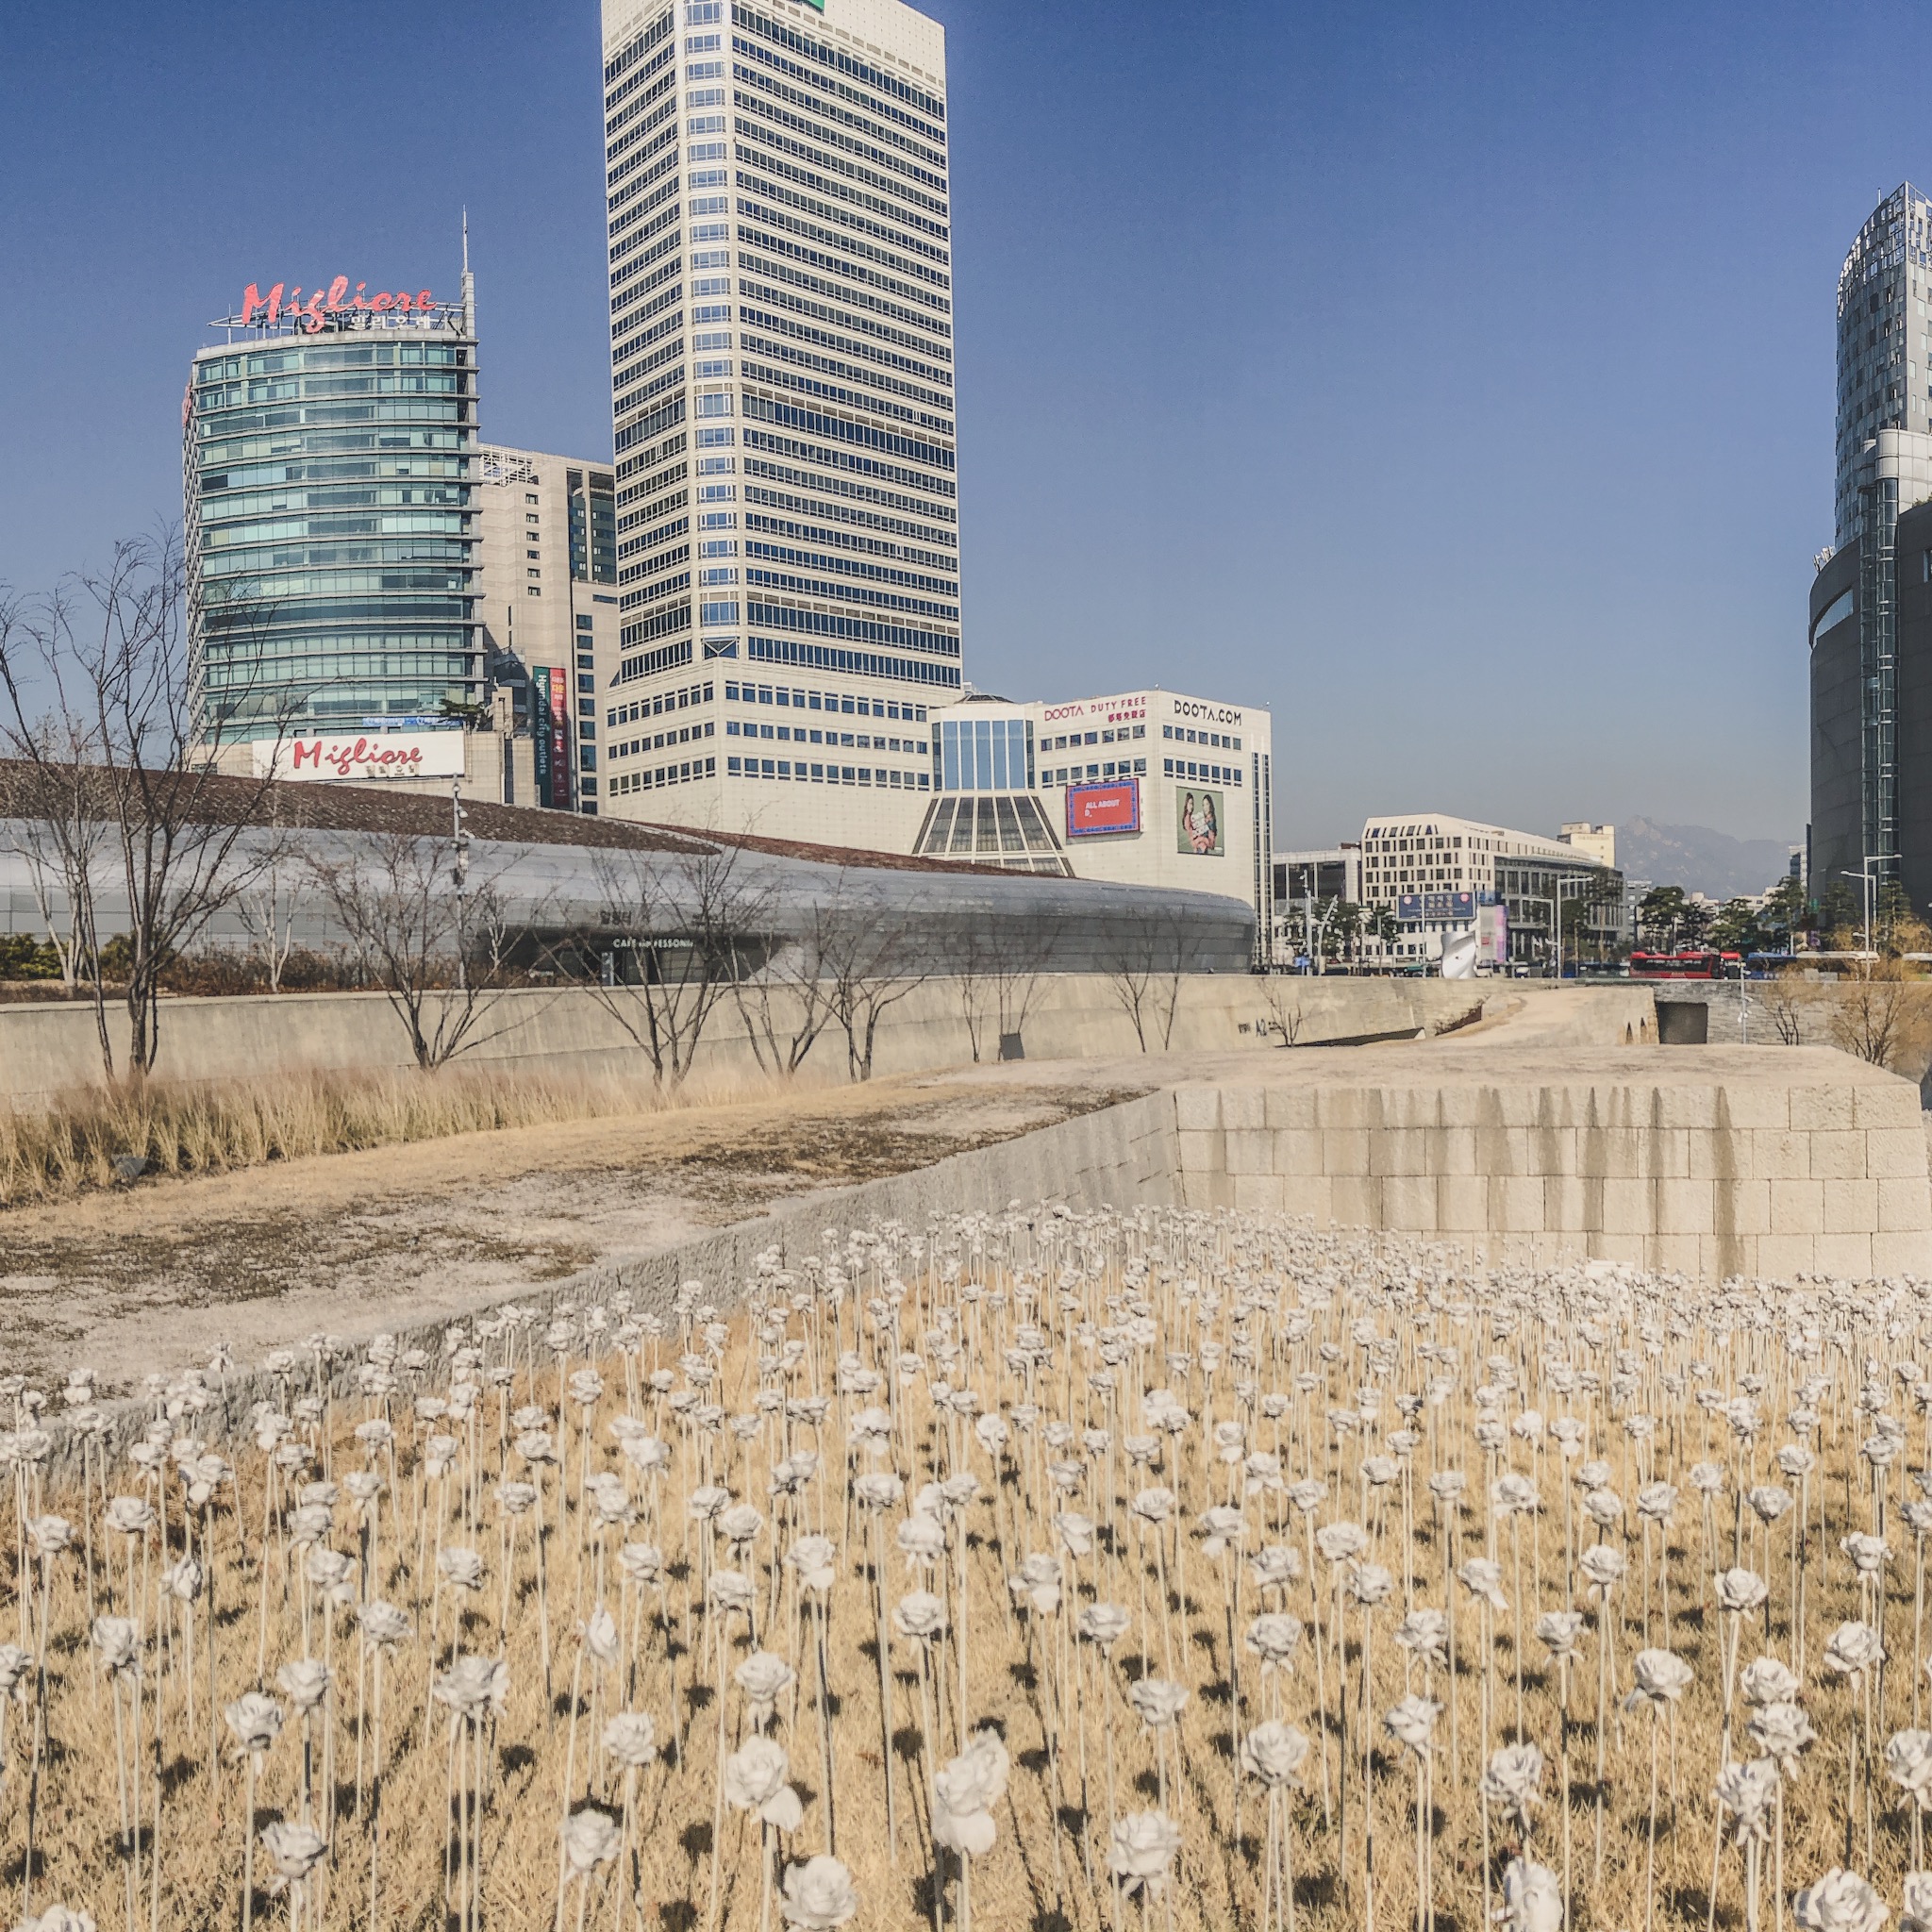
[[236, 279, 442, 326]]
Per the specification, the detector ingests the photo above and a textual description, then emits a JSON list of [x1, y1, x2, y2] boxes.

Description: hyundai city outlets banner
[[1066, 779, 1140, 837], [253, 729, 467, 784]]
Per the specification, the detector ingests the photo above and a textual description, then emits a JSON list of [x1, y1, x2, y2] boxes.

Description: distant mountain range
[[1617, 819, 1796, 900]]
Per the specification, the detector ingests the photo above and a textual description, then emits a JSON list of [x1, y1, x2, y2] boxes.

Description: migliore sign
[[237, 277, 440, 333]]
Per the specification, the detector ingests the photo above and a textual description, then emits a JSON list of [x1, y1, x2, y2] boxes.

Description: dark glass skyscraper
[[184, 279, 480, 742], [1813, 188, 1932, 899]]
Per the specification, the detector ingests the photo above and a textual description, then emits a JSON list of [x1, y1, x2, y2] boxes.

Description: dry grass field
[[0, 1065, 794, 1208], [3, 1204, 1930, 1931]]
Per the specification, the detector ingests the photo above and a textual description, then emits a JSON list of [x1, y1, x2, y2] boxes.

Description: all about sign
[[1065, 779, 1140, 838]]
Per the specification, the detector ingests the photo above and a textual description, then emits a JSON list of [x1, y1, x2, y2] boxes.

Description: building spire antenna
[[460, 208, 475, 337]]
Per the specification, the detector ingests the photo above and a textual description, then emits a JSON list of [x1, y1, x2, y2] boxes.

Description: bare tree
[[1762, 969, 1810, 1047], [579, 841, 775, 1088], [951, 924, 995, 1063], [305, 830, 526, 1070], [1102, 906, 1199, 1053], [234, 824, 301, 993], [731, 912, 838, 1079], [986, 915, 1062, 1058], [819, 878, 935, 1081], [1828, 960, 1932, 1070], [0, 727, 112, 1035], [0, 535, 290, 1079], [1258, 974, 1306, 1046]]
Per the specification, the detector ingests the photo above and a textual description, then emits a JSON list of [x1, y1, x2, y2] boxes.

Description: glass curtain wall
[[186, 325, 479, 741]]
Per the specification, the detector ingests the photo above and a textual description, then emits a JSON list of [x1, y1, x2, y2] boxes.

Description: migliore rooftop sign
[[242, 278, 438, 328], [219, 277, 448, 333]]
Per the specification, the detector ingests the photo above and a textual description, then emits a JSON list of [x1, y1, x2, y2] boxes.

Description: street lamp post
[[1514, 877, 1598, 980], [1839, 864, 1879, 958], [1524, 894, 1557, 978]]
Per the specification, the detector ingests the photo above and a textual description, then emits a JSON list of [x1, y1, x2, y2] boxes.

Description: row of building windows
[[728, 755, 928, 789], [742, 539, 956, 597], [1162, 758, 1242, 786], [1041, 760, 1147, 785], [1041, 724, 1143, 751], [194, 342, 465, 382], [745, 633, 960, 686], [200, 431, 471, 475], [1164, 724, 1240, 750], [611, 720, 715, 761], [204, 540, 472, 575], [201, 510, 469, 544], [200, 649, 472, 686], [608, 755, 717, 797], [726, 718, 919, 751], [606, 679, 713, 728], [195, 374, 463, 408], [724, 677, 924, 718]]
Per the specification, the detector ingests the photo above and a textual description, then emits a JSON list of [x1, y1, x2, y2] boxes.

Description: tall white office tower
[[599, 0, 960, 844]]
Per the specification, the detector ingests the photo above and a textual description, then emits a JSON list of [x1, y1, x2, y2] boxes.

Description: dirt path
[[0, 1071, 1136, 1393]]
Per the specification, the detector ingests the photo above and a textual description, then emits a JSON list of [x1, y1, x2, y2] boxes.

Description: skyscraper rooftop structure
[[1835, 186, 1932, 551]]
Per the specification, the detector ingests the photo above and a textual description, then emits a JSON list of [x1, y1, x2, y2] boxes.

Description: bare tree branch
[[303, 830, 530, 1070], [730, 908, 837, 1079], [576, 841, 777, 1088], [0, 532, 295, 1079], [819, 875, 934, 1081], [1101, 905, 1198, 1053]]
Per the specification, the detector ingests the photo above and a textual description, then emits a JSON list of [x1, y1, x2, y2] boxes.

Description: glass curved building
[[184, 285, 480, 741]]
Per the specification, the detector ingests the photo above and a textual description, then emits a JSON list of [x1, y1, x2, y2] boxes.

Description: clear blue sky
[[0, 1, 1906, 846]]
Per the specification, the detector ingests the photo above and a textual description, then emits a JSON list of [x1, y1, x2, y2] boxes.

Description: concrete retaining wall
[[0, 974, 1510, 1105]]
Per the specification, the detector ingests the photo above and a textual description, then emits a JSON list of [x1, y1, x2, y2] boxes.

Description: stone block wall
[[1166, 1049, 1932, 1277]]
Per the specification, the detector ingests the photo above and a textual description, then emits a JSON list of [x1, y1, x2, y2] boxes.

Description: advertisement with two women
[[1175, 788, 1224, 856]]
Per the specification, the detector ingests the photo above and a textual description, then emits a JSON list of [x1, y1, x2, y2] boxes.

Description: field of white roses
[[3, 1204, 1931, 1932]]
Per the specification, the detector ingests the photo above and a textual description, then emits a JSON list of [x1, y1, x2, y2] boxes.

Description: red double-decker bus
[[1628, 949, 1740, 979]]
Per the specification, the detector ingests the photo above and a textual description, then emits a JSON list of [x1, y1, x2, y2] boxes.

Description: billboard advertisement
[[1065, 779, 1140, 837], [548, 667, 570, 808], [1176, 786, 1224, 856], [253, 730, 465, 784], [1479, 902, 1508, 968]]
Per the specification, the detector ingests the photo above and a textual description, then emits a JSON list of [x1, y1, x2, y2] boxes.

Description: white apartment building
[[907, 687, 1274, 960], [1357, 812, 1625, 967], [474, 445, 622, 810], [598, 0, 959, 846]]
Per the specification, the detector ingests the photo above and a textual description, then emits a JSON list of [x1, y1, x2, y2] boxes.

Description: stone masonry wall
[[1165, 1050, 1932, 1278]]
